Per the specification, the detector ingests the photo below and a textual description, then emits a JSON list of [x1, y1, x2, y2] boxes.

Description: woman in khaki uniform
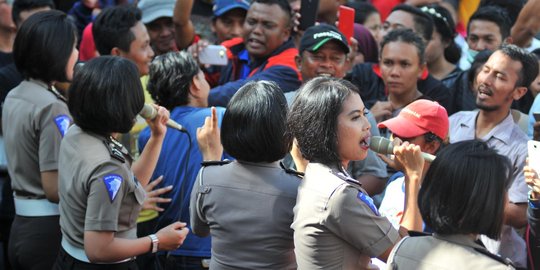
[[387, 140, 515, 269], [53, 56, 188, 270]]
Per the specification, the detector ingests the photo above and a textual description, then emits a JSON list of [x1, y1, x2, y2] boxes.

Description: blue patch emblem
[[103, 174, 123, 202], [54, 115, 70, 137], [357, 192, 379, 216]]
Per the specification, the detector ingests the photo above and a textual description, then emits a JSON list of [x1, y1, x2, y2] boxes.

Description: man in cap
[[138, 0, 177, 56], [212, 0, 249, 44], [377, 99, 448, 228]]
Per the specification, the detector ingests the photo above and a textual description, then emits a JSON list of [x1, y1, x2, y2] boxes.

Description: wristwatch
[[149, 234, 159, 253], [529, 191, 540, 209]]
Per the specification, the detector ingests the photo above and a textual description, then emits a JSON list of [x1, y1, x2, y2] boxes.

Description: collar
[[470, 111, 515, 144], [432, 234, 484, 250], [249, 38, 296, 69]]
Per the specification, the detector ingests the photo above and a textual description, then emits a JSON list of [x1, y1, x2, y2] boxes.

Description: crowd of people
[[0, 0, 540, 269]]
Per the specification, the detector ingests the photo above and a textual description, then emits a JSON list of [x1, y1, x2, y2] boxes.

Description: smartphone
[[198, 45, 228, 66], [528, 140, 540, 176], [299, 0, 319, 31], [338, 5, 355, 45]]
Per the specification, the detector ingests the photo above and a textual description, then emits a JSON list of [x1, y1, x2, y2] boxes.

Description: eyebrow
[[347, 109, 363, 116]]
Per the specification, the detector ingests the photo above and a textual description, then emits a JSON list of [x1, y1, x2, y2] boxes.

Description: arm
[[84, 222, 188, 263], [511, 0, 540, 47], [41, 170, 59, 203], [209, 65, 301, 107], [504, 202, 528, 228], [132, 105, 169, 186], [189, 168, 210, 237], [173, 0, 195, 50]]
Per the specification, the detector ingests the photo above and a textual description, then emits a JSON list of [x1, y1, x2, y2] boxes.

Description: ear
[[512, 86, 528, 100], [295, 54, 302, 71], [110, 47, 123, 57], [418, 63, 427, 78], [190, 75, 202, 98], [211, 20, 216, 33]]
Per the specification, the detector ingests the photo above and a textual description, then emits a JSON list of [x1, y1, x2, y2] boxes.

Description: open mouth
[[317, 73, 332, 77], [477, 84, 493, 98], [360, 136, 371, 149]]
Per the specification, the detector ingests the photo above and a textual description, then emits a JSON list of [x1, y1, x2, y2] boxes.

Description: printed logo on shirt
[[103, 174, 123, 202], [54, 115, 70, 137], [357, 192, 379, 216]]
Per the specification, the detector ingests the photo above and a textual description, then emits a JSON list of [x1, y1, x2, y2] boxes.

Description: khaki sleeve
[[84, 161, 131, 232], [38, 101, 71, 171], [324, 185, 399, 257]]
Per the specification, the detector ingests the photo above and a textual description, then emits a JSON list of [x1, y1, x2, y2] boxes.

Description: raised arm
[[173, 0, 196, 50], [511, 0, 540, 47]]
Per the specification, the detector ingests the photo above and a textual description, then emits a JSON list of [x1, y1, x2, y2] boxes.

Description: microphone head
[[139, 104, 157, 120], [369, 136, 394, 155]]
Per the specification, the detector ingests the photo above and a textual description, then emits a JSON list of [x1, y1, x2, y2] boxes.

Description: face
[[363, 12, 381, 42], [380, 10, 415, 44], [146, 17, 175, 55], [243, 3, 291, 59], [195, 70, 210, 106], [212, 8, 246, 43], [425, 30, 445, 65], [476, 51, 524, 111], [380, 41, 424, 96], [467, 20, 503, 52], [65, 44, 79, 81], [530, 60, 540, 97], [119, 21, 155, 76], [297, 41, 348, 81], [336, 93, 371, 165], [0, 1, 15, 31]]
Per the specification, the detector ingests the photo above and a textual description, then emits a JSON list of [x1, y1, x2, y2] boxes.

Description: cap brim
[[214, 4, 249, 17], [377, 116, 428, 138], [307, 37, 350, 54], [141, 9, 173, 24]]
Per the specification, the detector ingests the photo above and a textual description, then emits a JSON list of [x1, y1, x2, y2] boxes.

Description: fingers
[[145, 175, 164, 191], [148, 185, 173, 197], [210, 106, 218, 129]]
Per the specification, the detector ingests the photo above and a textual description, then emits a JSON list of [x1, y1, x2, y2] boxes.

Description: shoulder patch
[[357, 192, 380, 216], [54, 115, 70, 137], [103, 174, 123, 202]]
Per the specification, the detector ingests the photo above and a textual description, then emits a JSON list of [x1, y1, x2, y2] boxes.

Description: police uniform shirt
[[58, 125, 145, 248], [292, 163, 399, 270], [387, 234, 515, 270], [190, 161, 300, 270], [2, 79, 70, 199]]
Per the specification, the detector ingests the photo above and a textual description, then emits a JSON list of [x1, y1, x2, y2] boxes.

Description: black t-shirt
[[0, 52, 13, 69], [345, 63, 452, 113]]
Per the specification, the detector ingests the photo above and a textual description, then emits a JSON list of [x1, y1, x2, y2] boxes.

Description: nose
[[231, 23, 243, 38], [476, 40, 487, 51]]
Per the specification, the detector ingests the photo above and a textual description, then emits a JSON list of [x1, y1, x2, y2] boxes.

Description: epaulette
[[280, 162, 304, 178], [103, 136, 132, 164], [48, 85, 67, 103], [473, 247, 515, 268], [331, 170, 362, 189], [201, 159, 232, 167]]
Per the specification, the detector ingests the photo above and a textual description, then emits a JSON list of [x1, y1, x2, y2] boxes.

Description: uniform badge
[[357, 192, 379, 216], [54, 115, 70, 137], [103, 174, 123, 202]]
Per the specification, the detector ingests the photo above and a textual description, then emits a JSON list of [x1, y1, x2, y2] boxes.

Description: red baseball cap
[[377, 99, 449, 140]]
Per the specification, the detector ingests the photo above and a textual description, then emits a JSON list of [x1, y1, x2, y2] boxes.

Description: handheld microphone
[[369, 136, 435, 162], [139, 104, 187, 132]]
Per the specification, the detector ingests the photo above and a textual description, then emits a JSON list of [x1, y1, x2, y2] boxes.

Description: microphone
[[369, 136, 435, 162], [139, 104, 187, 132]]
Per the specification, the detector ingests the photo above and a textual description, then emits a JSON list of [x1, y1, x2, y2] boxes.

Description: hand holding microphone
[[139, 104, 186, 133], [369, 136, 435, 162]]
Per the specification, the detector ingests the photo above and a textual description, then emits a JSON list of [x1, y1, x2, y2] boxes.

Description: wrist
[[148, 234, 159, 253], [530, 191, 540, 209]]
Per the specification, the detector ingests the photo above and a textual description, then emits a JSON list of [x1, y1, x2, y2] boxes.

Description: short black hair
[[93, 5, 141, 56], [346, 2, 379, 25], [419, 140, 512, 239], [467, 6, 512, 40], [420, 4, 461, 64], [391, 4, 433, 41], [13, 10, 76, 84], [221, 80, 291, 162], [252, 0, 292, 26], [147, 51, 199, 110], [381, 28, 426, 64], [68, 56, 144, 136], [498, 44, 540, 88], [480, 0, 525, 26], [12, 0, 55, 26], [287, 77, 359, 168]]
